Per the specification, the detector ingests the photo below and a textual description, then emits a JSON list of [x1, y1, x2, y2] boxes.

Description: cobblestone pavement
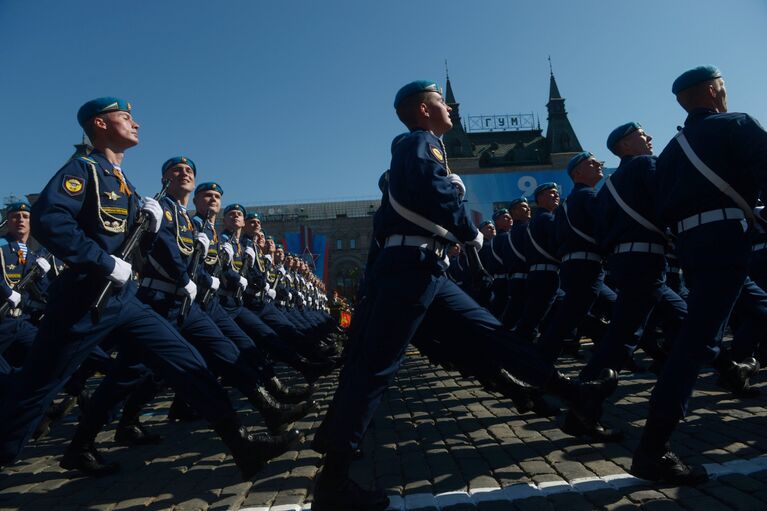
[[2, 344, 767, 510]]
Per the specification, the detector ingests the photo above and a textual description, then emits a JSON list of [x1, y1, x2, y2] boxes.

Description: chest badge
[[7, 264, 16, 270], [429, 144, 445, 163], [103, 191, 121, 201], [164, 210, 173, 222]]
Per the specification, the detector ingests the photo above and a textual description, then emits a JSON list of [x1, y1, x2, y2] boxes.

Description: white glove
[[141, 197, 163, 234], [466, 230, 484, 250], [35, 258, 51, 274], [221, 242, 234, 263], [264, 282, 271, 291], [183, 280, 197, 301], [107, 256, 132, 287], [210, 276, 220, 291], [245, 246, 256, 267], [288, 291, 293, 301], [195, 232, 210, 255], [238, 276, 248, 290], [446, 174, 466, 200], [754, 206, 767, 224], [7, 290, 21, 307], [267, 288, 276, 300]]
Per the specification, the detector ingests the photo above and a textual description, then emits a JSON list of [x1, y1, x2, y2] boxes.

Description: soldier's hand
[[267, 288, 276, 300], [465, 230, 484, 249], [446, 174, 466, 200], [210, 276, 220, 291], [245, 246, 256, 266], [35, 257, 51, 274], [195, 232, 210, 254], [238, 276, 248, 290], [141, 197, 163, 233], [183, 280, 197, 301], [107, 256, 132, 287], [221, 242, 235, 263], [7, 290, 21, 307]]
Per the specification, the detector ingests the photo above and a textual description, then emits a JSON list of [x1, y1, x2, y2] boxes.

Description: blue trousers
[[537, 261, 614, 362], [0, 279, 232, 464], [728, 277, 767, 361], [513, 269, 559, 341], [501, 277, 527, 328], [648, 222, 749, 422], [579, 253, 686, 381], [321, 247, 555, 452]]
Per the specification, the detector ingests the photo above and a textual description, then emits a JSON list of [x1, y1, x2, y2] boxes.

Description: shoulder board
[[220, 233, 231, 242], [76, 156, 98, 165], [0, 238, 8, 248], [192, 216, 204, 227]]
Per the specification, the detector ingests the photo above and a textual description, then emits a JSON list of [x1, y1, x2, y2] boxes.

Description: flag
[[283, 225, 329, 285]]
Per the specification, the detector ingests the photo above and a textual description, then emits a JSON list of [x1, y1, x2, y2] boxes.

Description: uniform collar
[[685, 108, 718, 126], [88, 151, 121, 175]]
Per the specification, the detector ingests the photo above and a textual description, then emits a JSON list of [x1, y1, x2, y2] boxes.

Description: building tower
[[545, 58, 582, 166]]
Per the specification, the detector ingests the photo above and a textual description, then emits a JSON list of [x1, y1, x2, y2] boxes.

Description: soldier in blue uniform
[[310, 80, 617, 511], [536, 152, 616, 367], [0, 201, 52, 375], [482, 209, 513, 317], [579, 124, 686, 384], [632, 66, 767, 484], [512, 182, 561, 341], [501, 197, 531, 328], [0, 98, 285, 479]]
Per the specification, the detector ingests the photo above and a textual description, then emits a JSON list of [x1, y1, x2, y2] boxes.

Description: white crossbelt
[[510, 272, 527, 280], [676, 208, 745, 234], [752, 242, 767, 252], [492, 273, 509, 279], [667, 266, 683, 275], [384, 234, 447, 257], [528, 263, 559, 272], [139, 277, 184, 296], [613, 242, 665, 255], [560, 251, 601, 263]]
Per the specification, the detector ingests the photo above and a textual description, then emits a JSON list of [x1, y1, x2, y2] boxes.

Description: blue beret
[[566, 151, 594, 175], [265, 235, 274, 241], [6, 201, 31, 213], [275, 243, 284, 250], [162, 156, 196, 176], [672, 65, 721, 95], [245, 212, 260, 221], [479, 220, 494, 229], [607, 122, 642, 152], [394, 80, 441, 109], [534, 182, 558, 197], [77, 97, 132, 129], [223, 203, 246, 216], [492, 208, 509, 221], [194, 181, 223, 196], [509, 197, 528, 208]]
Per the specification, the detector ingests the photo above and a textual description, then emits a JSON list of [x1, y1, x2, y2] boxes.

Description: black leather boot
[[212, 415, 303, 480], [630, 416, 708, 485], [546, 369, 623, 441], [60, 410, 119, 477], [313, 450, 389, 511], [716, 355, 760, 397], [266, 375, 313, 404], [167, 394, 202, 422], [248, 386, 316, 434], [115, 381, 163, 445]]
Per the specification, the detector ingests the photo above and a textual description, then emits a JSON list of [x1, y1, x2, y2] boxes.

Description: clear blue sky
[[2, 0, 766, 207]]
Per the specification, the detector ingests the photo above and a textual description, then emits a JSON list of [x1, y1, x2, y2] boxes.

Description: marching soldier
[[0, 98, 287, 480], [633, 66, 767, 484], [501, 197, 531, 328]]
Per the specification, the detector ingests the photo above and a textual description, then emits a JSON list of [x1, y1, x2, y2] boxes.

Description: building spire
[[548, 56, 562, 100], [545, 63, 582, 155], [444, 60, 457, 104]]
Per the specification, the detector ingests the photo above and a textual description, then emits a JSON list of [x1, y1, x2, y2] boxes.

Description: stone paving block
[[718, 473, 767, 493], [701, 485, 766, 511], [173, 498, 210, 510], [642, 500, 687, 511], [602, 497, 641, 510], [627, 489, 667, 504], [546, 492, 594, 511], [677, 496, 734, 511]]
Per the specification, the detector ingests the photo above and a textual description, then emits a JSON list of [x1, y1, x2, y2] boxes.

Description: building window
[[336, 239, 343, 251], [349, 239, 357, 250]]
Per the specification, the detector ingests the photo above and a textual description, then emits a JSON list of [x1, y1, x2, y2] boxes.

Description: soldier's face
[[495, 213, 512, 231], [256, 232, 266, 248], [225, 210, 244, 230], [537, 189, 560, 211], [193, 190, 221, 216], [622, 129, 653, 156], [423, 92, 452, 136], [511, 203, 531, 221], [97, 111, 139, 148], [246, 218, 261, 234], [7, 211, 30, 240], [481, 224, 496, 239], [267, 239, 276, 252], [714, 78, 728, 112], [573, 158, 604, 187], [165, 163, 195, 197], [275, 249, 284, 263]]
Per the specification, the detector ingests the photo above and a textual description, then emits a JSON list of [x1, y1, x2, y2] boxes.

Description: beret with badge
[[77, 97, 132, 129]]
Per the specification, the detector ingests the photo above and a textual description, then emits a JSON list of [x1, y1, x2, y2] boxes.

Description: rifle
[[464, 244, 493, 298], [0, 219, 6, 231], [233, 244, 253, 303], [90, 179, 171, 321], [0, 253, 55, 318], [178, 210, 214, 325]]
